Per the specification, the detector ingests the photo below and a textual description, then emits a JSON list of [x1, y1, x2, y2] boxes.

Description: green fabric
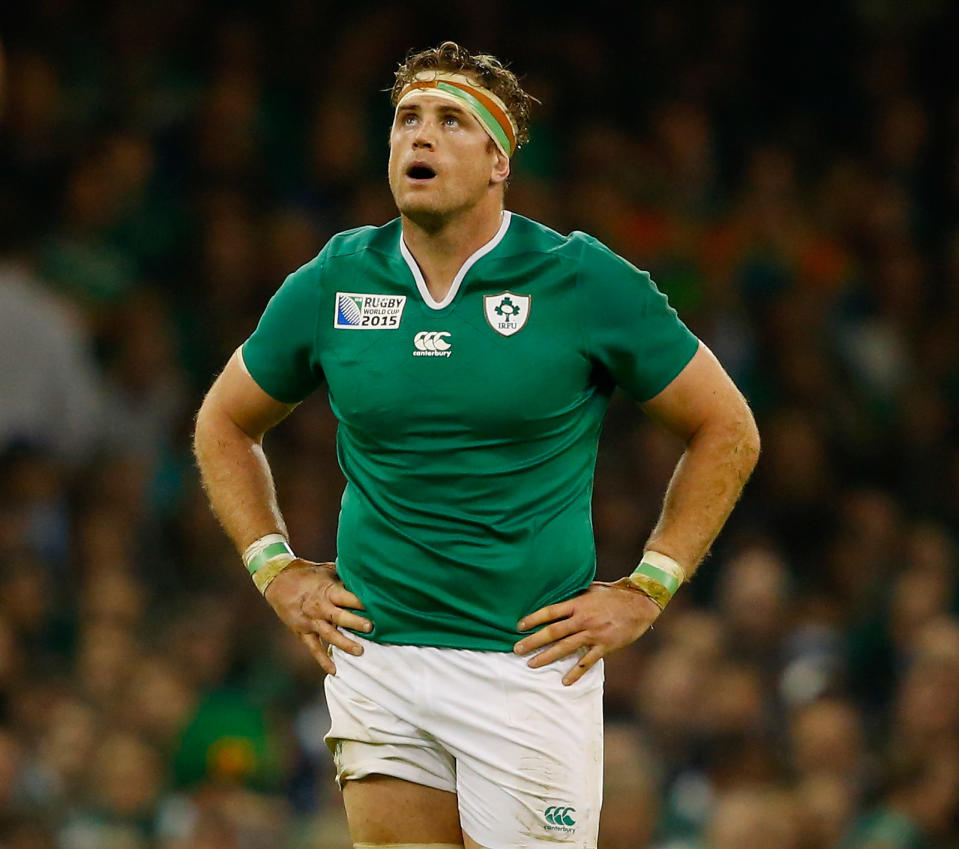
[[242, 213, 699, 650], [843, 809, 924, 849], [173, 690, 280, 790], [40, 237, 136, 305]]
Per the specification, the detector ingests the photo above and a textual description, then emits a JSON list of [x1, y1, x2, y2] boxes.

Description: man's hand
[[513, 583, 661, 685], [264, 559, 372, 675]]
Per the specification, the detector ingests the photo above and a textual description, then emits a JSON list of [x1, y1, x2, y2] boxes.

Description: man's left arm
[[514, 342, 760, 684], [639, 341, 761, 569]]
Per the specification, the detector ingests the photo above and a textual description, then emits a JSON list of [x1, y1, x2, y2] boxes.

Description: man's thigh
[[342, 775, 463, 845], [343, 775, 496, 849]]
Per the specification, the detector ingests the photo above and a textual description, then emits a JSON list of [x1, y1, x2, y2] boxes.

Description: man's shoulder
[[324, 219, 402, 261], [507, 213, 575, 254], [509, 218, 657, 299], [506, 214, 620, 264], [282, 221, 400, 290]]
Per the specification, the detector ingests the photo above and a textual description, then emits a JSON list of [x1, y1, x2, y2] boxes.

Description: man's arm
[[514, 342, 760, 684], [193, 349, 371, 673], [193, 349, 297, 549], [640, 342, 761, 576]]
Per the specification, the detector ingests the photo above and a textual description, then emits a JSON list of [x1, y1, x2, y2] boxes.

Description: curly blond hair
[[391, 41, 536, 150]]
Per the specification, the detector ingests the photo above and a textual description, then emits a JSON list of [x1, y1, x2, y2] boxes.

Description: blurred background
[[1, 1, 959, 847]]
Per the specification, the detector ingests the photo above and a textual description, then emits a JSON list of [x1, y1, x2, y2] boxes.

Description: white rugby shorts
[[324, 634, 604, 849]]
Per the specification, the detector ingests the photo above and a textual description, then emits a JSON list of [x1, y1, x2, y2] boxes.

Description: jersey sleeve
[[576, 235, 699, 402], [241, 255, 325, 404]]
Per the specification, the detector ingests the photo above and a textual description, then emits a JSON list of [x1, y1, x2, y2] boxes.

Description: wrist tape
[[243, 533, 296, 594], [625, 551, 686, 610]]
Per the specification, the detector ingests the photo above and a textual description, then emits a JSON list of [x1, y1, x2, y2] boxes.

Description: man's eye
[[403, 115, 417, 125], [444, 116, 459, 127]]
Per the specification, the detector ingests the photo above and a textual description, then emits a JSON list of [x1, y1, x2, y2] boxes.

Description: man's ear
[[489, 147, 511, 186]]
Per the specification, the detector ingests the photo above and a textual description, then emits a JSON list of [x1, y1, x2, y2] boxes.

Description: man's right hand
[[263, 559, 372, 675]]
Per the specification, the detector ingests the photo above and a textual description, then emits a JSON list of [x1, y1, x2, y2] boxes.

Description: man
[[193, 41, 760, 849]]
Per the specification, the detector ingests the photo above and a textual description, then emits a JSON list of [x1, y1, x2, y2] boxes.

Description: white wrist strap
[[640, 550, 687, 584], [243, 533, 296, 594]]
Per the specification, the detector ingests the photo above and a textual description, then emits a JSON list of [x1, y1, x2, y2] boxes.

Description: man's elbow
[[192, 394, 216, 462], [192, 389, 235, 460], [699, 398, 760, 475], [727, 403, 760, 476], [740, 411, 761, 472]]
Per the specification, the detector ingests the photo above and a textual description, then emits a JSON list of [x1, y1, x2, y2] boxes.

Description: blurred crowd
[[2, 1, 959, 848]]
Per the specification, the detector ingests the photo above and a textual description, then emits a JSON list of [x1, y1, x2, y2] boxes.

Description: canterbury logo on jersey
[[412, 331, 452, 357]]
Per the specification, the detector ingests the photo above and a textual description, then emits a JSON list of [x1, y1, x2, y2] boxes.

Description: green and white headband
[[396, 71, 518, 158]]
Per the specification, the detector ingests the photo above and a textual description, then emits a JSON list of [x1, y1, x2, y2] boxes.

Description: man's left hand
[[514, 582, 661, 685]]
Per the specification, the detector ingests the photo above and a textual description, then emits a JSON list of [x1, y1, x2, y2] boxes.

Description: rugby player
[[194, 40, 760, 849]]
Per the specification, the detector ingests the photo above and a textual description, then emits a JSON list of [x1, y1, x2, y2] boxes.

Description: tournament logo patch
[[334, 293, 406, 329], [484, 291, 530, 336]]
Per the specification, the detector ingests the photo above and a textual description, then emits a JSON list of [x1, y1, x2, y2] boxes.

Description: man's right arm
[[193, 348, 371, 673], [193, 348, 297, 549]]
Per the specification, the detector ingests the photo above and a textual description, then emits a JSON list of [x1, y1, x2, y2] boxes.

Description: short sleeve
[[241, 255, 325, 404], [577, 235, 699, 401]]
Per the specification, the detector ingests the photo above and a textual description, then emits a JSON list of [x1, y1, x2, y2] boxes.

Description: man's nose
[[412, 118, 438, 148]]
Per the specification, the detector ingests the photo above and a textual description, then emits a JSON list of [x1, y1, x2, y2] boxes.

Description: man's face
[[388, 93, 509, 225]]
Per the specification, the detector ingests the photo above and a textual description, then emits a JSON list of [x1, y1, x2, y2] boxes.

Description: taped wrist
[[243, 533, 296, 594], [621, 551, 686, 610]]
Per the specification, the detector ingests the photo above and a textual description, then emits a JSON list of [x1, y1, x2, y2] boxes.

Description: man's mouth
[[406, 163, 437, 181]]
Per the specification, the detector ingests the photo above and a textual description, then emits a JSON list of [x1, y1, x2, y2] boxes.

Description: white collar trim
[[400, 211, 512, 310]]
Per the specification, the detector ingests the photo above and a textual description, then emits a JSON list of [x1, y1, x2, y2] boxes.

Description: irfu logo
[[484, 291, 530, 337], [544, 806, 576, 829], [494, 296, 521, 323]]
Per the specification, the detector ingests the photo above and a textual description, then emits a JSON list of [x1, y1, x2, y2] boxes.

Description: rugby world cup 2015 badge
[[484, 291, 530, 336], [334, 293, 407, 329]]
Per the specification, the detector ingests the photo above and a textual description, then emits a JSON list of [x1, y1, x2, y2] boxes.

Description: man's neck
[[401, 202, 504, 303]]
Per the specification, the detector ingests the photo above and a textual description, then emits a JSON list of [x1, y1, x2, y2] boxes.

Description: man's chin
[[396, 197, 448, 229]]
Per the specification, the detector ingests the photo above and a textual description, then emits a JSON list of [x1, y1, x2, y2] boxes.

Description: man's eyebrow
[[396, 101, 471, 118], [436, 102, 467, 113]]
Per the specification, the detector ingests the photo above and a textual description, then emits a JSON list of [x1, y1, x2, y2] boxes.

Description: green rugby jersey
[[242, 212, 699, 651]]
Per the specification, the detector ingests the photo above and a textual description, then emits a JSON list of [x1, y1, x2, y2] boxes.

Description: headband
[[395, 71, 518, 158]]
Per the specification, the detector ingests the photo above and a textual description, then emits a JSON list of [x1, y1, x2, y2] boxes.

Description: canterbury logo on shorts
[[412, 331, 452, 358], [544, 805, 577, 831]]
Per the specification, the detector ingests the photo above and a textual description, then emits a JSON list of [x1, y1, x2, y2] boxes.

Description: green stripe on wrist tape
[[246, 540, 294, 575], [632, 560, 681, 596]]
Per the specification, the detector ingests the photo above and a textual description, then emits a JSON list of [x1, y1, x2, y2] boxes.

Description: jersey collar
[[399, 211, 512, 310]]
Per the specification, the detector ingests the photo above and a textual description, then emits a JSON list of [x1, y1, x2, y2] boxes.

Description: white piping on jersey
[[399, 211, 512, 310], [237, 346, 252, 376]]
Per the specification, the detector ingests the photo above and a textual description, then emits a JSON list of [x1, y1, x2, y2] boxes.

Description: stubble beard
[[394, 183, 473, 235]]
